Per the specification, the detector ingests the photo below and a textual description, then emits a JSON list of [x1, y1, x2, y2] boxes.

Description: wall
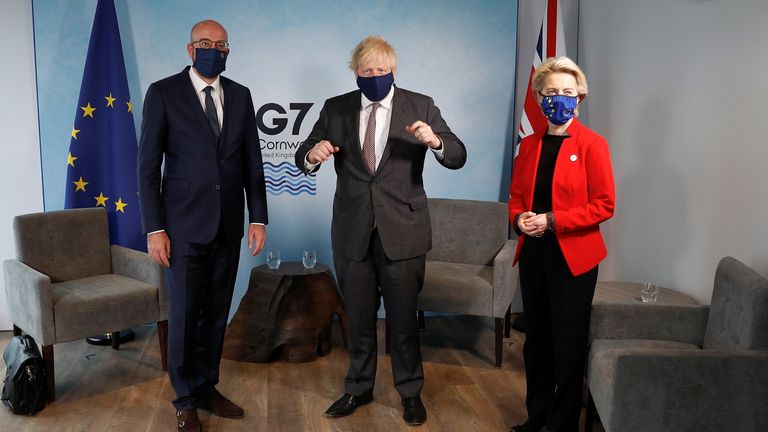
[[579, 0, 768, 303], [0, 1, 45, 329]]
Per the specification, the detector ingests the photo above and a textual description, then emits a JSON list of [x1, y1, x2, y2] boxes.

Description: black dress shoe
[[324, 393, 373, 417], [509, 420, 544, 432], [402, 396, 427, 426]]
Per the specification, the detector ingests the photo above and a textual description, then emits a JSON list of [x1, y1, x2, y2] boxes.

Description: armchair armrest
[[492, 239, 519, 317], [589, 303, 709, 346], [111, 245, 167, 320], [595, 349, 768, 431], [3, 259, 56, 345]]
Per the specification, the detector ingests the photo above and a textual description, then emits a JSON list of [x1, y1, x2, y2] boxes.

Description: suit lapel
[[378, 87, 406, 172], [344, 91, 367, 170], [220, 78, 233, 149]]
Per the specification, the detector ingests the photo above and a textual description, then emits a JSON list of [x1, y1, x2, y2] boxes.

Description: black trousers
[[166, 223, 241, 411], [334, 229, 425, 399], [519, 233, 598, 432]]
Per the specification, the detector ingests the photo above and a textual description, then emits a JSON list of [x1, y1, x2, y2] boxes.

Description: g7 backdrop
[[33, 0, 517, 317]]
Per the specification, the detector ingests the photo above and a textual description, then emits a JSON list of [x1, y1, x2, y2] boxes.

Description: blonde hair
[[531, 56, 588, 98], [349, 36, 397, 72]]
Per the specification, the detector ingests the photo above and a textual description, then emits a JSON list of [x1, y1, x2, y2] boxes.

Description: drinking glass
[[640, 282, 659, 303], [302, 249, 317, 269], [266, 250, 281, 269]]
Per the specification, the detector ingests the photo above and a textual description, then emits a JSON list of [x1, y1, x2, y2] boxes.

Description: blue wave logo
[[263, 161, 316, 196]]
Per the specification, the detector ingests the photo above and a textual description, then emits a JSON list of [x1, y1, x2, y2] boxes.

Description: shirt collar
[[188, 66, 222, 95], [360, 84, 395, 111]]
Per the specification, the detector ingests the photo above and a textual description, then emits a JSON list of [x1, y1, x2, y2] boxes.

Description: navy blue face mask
[[193, 48, 227, 78], [357, 72, 394, 101], [540, 94, 578, 125]]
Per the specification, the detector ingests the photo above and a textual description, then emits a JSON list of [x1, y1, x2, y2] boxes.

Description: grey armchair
[[585, 256, 768, 431], [415, 198, 519, 367], [3, 208, 168, 401]]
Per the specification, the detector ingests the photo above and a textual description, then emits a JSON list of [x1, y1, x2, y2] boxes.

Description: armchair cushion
[[420, 261, 493, 317], [52, 274, 160, 343]]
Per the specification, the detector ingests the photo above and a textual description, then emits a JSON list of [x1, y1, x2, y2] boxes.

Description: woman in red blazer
[[508, 57, 615, 432]]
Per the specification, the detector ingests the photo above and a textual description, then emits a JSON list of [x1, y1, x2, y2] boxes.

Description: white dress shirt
[[188, 67, 224, 130], [358, 86, 395, 170]]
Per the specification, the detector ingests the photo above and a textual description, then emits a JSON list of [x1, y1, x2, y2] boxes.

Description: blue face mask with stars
[[540, 94, 578, 125]]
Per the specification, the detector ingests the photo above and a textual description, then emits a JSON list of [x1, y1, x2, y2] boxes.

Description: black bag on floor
[[2, 334, 47, 415]]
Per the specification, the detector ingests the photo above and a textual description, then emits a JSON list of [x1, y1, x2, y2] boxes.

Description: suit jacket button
[[219, 159, 224, 164], [215, 185, 221, 190]]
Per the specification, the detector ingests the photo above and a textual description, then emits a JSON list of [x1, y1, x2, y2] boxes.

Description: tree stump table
[[222, 262, 348, 363]]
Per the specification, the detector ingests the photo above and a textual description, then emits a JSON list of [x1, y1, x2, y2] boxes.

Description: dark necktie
[[362, 102, 380, 174], [203, 86, 221, 138]]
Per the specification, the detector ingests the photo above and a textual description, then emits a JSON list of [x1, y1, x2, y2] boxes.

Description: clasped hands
[[518, 211, 548, 238], [306, 120, 441, 164]]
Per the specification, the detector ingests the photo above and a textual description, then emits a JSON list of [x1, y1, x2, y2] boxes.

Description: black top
[[532, 134, 566, 214]]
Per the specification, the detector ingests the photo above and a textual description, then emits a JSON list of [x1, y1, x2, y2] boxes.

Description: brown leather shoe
[[198, 388, 245, 419], [176, 409, 202, 432]]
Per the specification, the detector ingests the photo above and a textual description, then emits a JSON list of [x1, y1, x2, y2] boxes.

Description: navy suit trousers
[[165, 222, 241, 411]]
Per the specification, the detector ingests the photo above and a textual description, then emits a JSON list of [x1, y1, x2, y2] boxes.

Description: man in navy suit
[[295, 36, 466, 426], [138, 19, 268, 432]]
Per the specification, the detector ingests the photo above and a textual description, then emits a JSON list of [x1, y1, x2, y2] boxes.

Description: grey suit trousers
[[334, 228, 425, 398]]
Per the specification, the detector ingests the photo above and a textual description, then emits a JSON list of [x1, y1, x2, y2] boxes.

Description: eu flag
[[64, 0, 144, 251]]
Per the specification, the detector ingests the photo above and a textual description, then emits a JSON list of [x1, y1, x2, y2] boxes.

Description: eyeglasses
[[191, 38, 230, 50]]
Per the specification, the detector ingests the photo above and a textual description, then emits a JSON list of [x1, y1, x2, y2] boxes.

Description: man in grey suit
[[294, 35, 466, 426]]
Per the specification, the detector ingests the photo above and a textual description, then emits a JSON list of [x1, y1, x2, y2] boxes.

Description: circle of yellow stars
[[67, 91, 134, 214]]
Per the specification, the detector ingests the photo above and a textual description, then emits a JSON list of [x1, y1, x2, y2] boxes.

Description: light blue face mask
[[540, 94, 578, 125]]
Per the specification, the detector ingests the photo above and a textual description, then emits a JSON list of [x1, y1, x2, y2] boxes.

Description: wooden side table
[[222, 262, 348, 363]]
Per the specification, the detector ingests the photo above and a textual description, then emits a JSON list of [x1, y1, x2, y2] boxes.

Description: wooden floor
[[0, 316, 602, 431]]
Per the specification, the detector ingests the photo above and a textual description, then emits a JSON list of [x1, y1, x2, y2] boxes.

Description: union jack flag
[[515, 0, 567, 158]]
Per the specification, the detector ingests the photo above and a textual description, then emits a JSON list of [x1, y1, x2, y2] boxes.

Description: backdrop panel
[[33, 0, 517, 317]]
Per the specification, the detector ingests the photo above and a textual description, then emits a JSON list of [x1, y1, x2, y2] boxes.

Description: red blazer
[[508, 119, 615, 276]]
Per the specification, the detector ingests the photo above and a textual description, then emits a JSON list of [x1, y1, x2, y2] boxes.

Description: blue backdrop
[[33, 0, 518, 317]]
